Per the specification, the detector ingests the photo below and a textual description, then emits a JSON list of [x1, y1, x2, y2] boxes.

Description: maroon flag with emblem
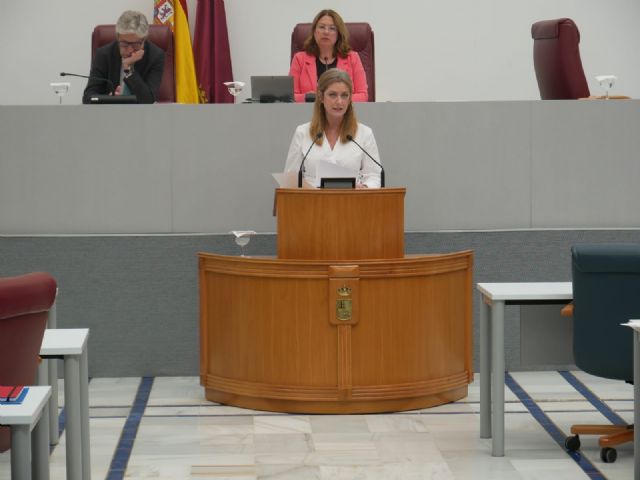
[[193, 0, 234, 103]]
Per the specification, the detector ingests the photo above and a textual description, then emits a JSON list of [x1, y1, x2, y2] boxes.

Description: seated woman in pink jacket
[[289, 9, 368, 103]]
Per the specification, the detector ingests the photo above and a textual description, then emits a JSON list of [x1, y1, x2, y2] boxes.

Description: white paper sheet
[[314, 160, 358, 188]]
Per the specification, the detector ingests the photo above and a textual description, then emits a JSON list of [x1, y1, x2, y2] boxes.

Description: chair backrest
[[531, 18, 590, 99], [291, 22, 375, 101], [571, 244, 639, 382], [0, 272, 57, 452], [91, 24, 175, 103]]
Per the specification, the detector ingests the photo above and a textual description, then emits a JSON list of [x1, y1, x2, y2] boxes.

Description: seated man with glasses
[[82, 10, 165, 104]]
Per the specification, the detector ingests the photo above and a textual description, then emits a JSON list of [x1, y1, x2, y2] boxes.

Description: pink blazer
[[289, 51, 369, 102]]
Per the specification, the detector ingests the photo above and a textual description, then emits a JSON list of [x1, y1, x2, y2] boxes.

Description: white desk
[[0, 386, 51, 480], [477, 282, 573, 456], [39, 328, 90, 480]]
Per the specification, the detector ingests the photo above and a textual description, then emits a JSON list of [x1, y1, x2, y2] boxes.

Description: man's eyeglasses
[[118, 40, 144, 50], [316, 25, 338, 33]]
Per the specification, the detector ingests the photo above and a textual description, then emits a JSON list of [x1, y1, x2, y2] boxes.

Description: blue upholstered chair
[[564, 244, 639, 463]]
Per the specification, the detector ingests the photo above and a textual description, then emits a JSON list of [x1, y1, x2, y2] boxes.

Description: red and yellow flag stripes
[[154, 0, 200, 103]]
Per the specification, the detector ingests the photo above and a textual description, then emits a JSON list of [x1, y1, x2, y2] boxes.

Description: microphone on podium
[[298, 132, 323, 188], [346, 134, 385, 188], [60, 72, 115, 95]]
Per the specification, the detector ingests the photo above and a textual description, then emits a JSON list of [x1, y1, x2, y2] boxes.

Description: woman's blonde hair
[[310, 69, 358, 145], [303, 9, 351, 58]]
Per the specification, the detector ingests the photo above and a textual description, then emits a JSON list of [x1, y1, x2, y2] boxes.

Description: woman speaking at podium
[[284, 69, 382, 189]]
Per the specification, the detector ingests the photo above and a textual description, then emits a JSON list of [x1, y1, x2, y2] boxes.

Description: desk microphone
[[346, 134, 385, 187], [298, 132, 323, 188], [60, 72, 115, 95]]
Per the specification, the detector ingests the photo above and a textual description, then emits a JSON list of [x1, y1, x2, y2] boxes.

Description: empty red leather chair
[[0, 272, 57, 452], [91, 24, 176, 103], [291, 22, 375, 101], [531, 18, 590, 99]]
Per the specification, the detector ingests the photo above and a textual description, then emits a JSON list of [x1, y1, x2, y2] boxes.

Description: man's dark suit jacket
[[82, 40, 165, 104]]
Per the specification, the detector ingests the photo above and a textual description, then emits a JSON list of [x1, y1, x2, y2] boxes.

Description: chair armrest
[[561, 302, 574, 317]]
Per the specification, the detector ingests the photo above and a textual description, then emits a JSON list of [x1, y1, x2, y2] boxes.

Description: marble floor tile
[[254, 433, 312, 456], [90, 406, 132, 418], [573, 371, 634, 399], [125, 453, 256, 478], [309, 415, 370, 434], [510, 371, 586, 400], [88, 376, 141, 407], [319, 461, 455, 480], [146, 376, 207, 406], [132, 416, 254, 455], [510, 458, 597, 480], [365, 414, 427, 433], [256, 464, 321, 479], [372, 432, 445, 462], [440, 448, 521, 478], [0, 371, 636, 480], [302, 432, 381, 466], [254, 415, 312, 434]]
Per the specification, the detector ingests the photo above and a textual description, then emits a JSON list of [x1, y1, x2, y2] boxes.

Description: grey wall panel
[[0, 106, 173, 234], [531, 100, 640, 228], [2, 101, 640, 234], [521, 305, 574, 368], [358, 102, 532, 230], [170, 104, 308, 233]]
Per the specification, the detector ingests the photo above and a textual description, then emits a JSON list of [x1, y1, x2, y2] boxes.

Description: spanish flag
[[154, 0, 201, 103]]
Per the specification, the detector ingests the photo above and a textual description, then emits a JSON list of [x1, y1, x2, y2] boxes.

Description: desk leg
[[47, 303, 59, 446], [64, 355, 83, 480], [491, 300, 505, 457], [47, 359, 59, 446], [480, 295, 491, 438], [634, 331, 639, 480], [10, 425, 31, 480], [35, 361, 51, 479], [80, 348, 91, 480], [32, 405, 50, 480]]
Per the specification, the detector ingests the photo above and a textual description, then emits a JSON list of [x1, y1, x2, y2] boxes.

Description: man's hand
[[122, 48, 145, 68]]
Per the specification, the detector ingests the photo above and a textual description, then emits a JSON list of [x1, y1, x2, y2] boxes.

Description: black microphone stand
[[298, 132, 323, 187], [346, 135, 385, 187]]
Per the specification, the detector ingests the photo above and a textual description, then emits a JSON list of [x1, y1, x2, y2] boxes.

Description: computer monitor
[[250, 76, 294, 103]]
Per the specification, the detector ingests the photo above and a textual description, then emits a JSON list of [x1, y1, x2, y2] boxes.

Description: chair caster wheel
[[600, 447, 617, 463], [564, 434, 580, 452]]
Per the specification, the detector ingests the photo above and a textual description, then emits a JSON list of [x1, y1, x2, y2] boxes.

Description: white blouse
[[284, 122, 382, 188]]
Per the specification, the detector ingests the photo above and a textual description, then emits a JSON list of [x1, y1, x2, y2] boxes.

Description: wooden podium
[[276, 188, 405, 260], [199, 187, 473, 413]]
